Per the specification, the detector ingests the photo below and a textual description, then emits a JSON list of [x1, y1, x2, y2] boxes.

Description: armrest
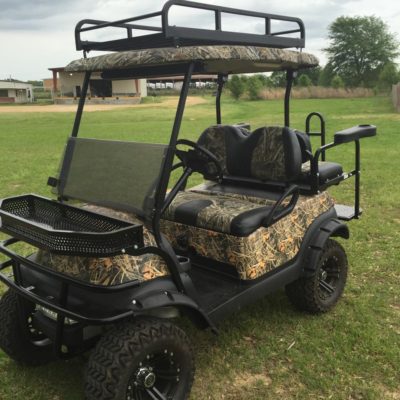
[[263, 185, 299, 227], [334, 125, 376, 144]]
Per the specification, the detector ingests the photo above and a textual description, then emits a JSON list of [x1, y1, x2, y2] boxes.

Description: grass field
[[0, 96, 399, 399]]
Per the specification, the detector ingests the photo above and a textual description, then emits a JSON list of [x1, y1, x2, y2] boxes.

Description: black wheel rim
[[26, 307, 51, 346], [126, 348, 181, 400], [318, 255, 341, 301]]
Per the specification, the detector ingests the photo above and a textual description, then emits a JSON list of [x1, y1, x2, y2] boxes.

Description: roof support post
[[52, 70, 58, 93], [152, 62, 195, 293], [216, 73, 227, 125], [284, 69, 295, 127], [71, 71, 91, 138]]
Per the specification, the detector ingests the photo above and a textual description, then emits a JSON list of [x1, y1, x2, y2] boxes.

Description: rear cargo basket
[[0, 195, 143, 256]]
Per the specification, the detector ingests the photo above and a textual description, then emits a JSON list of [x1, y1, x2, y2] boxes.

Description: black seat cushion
[[301, 161, 343, 183], [163, 190, 279, 237], [295, 130, 344, 185]]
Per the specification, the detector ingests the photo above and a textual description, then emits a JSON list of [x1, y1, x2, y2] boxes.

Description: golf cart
[[0, 1, 376, 399]]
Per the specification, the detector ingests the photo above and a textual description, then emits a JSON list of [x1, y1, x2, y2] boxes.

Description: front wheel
[[85, 318, 195, 400], [285, 239, 348, 314], [0, 290, 54, 365]]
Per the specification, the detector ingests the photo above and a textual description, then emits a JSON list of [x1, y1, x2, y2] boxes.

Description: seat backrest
[[54, 137, 168, 218], [197, 125, 302, 182]]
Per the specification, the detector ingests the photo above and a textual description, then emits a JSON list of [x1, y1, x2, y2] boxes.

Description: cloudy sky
[[1, 0, 399, 81]]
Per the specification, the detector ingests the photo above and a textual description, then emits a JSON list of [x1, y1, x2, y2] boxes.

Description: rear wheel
[[85, 318, 195, 400], [0, 289, 54, 365], [285, 239, 348, 313]]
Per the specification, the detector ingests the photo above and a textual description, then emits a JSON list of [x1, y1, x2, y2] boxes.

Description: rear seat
[[197, 124, 344, 189]]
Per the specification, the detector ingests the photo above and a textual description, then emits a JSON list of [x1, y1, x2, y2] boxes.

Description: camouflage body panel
[[65, 46, 319, 74], [251, 127, 286, 181], [163, 190, 276, 235], [35, 205, 169, 286], [161, 190, 334, 280]]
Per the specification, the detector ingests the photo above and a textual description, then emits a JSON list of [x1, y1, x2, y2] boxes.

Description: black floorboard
[[188, 265, 244, 312]]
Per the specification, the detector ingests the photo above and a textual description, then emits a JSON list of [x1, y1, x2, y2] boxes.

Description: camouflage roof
[[65, 46, 319, 74]]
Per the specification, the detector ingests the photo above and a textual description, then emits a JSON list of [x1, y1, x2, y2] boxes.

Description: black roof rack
[[75, 0, 305, 53]]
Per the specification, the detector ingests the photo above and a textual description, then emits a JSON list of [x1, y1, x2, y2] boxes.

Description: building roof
[[48, 67, 66, 72], [0, 80, 33, 89], [65, 46, 318, 75]]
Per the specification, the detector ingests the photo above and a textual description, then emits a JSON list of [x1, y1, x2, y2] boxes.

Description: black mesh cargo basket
[[0, 195, 144, 256]]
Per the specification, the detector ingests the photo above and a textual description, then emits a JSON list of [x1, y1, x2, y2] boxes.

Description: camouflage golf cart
[[0, 1, 376, 399]]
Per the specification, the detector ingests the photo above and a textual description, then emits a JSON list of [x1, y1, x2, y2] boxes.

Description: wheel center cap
[[320, 270, 328, 281], [144, 372, 156, 388], [137, 367, 156, 388]]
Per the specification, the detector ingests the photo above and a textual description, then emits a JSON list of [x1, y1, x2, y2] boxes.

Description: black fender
[[130, 288, 217, 333], [302, 216, 349, 277]]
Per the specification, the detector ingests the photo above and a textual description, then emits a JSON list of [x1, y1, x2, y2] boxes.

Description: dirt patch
[[233, 371, 272, 388], [0, 96, 207, 114]]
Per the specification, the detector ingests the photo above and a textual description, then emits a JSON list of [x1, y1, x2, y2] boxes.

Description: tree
[[227, 75, 245, 100], [297, 67, 321, 86], [331, 75, 345, 89], [27, 80, 43, 87], [270, 71, 287, 87], [247, 76, 263, 100], [378, 62, 400, 89], [254, 74, 272, 87], [297, 74, 312, 87], [318, 64, 335, 87], [325, 16, 399, 87]]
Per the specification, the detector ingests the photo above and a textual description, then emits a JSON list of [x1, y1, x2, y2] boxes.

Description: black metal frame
[[310, 139, 362, 218], [75, 0, 305, 54], [306, 112, 326, 161], [284, 70, 296, 127], [216, 74, 227, 125]]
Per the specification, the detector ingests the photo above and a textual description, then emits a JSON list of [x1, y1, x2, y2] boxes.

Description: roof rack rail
[[75, 0, 305, 53]]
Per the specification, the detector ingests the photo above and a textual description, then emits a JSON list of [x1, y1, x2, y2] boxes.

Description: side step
[[334, 204, 362, 221]]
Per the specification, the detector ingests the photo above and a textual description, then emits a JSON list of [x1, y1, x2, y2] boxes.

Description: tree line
[[228, 15, 399, 100]]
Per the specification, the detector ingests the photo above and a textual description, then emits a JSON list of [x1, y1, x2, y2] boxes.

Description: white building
[[0, 80, 33, 103], [47, 67, 147, 104]]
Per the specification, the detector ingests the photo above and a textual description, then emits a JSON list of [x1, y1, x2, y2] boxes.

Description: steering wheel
[[175, 139, 223, 181]]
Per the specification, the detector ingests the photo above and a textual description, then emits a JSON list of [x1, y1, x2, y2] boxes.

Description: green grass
[[0, 96, 399, 399]]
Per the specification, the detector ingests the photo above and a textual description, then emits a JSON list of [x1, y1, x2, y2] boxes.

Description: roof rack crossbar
[[78, 11, 163, 33], [75, 0, 305, 53], [80, 21, 163, 34], [271, 29, 303, 36]]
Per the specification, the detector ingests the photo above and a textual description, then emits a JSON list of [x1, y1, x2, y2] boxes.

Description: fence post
[[392, 84, 400, 112]]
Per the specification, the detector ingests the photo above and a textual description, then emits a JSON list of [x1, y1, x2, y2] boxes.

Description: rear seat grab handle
[[263, 185, 299, 227]]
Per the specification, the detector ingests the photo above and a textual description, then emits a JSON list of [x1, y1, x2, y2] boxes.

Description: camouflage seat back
[[197, 125, 302, 182]]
